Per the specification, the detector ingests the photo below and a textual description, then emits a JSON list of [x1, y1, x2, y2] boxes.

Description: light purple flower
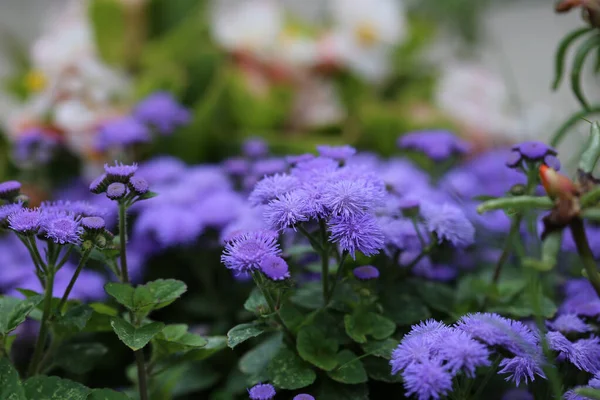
[[293, 395, 315, 400], [8, 208, 42, 235], [0, 180, 21, 199], [104, 161, 138, 182], [129, 176, 149, 195], [134, 205, 204, 248], [437, 330, 491, 377], [252, 158, 287, 177], [81, 216, 105, 232], [40, 212, 83, 244], [249, 174, 300, 206], [398, 130, 471, 161], [221, 230, 281, 273], [260, 255, 290, 281], [421, 203, 475, 248], [90, 174, 108, 194], [13, 128, 58, 165], [263, 191, 309, 231], [353, 265, 379, 280], [512, 141, 556, 160], [498, 355, 546, 386], [133, 91, 190, 135], [40, 200, 107, 219], [0, 203, 24, 225], [403, 359, 453, 400], [95, 116, 150, 151], [321, 179, 383, 218], [316, 145, 356, 161], [243, 138, 269, 158], [247, 383, 276, 400], [106, 183, 127, 200], [328, 213, 384, 259], [547, 314, 591, 334], [223, 157, 251, 176], [136, 156, 187, 185], [194, 191, 245, 228]]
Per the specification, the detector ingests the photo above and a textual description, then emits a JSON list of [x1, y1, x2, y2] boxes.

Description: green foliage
[[296, 325, 339, 371], [24, 375, 90, 400], [361, 338, 399, 360], [0, 358, 26, 400], [0, 295, 43, 335], [267, 347, 316, 390], [53, 343, 109, 374], [316, 379, 369, 400], [243, 288, 268, 315], [226, 322, 267, 349], [327, 350, 368, 384], [239, 334, 283, 384], [153, 323, 207, 355], [291, 282, 324, 310], [576, 387, 600, 399], [363, 357, 402, 383], [88, 0, 127, 66], [104, 279, 187, 318], [110, 317, 165, 351], [344, 311, 396, 344], [56, 304, 94, 334]]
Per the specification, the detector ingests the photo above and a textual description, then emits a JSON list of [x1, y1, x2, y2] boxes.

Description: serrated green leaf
[[104, 283, 136, 310], [56, 304, 93, 332], [267, 347, 316, 390], [181, 336, 227, 362], [361, 338, 399, 359], [105, 280, 187, 317], [291, 282, 324, 310], [296, 326, 338, 371], [239, 333, 283, 375], [53, 343, 108, 374], [0, 358, 26, 400], [344, 311, 396, 344], [144, 279, 187, 310], [157, 324, 188, 341], [83, 304, 119, 333], [227, 322, 267, 349], [87, 388, 131, 400], [0, 295, 44, 335], [363, 356, 402, 383], [327, 350, 368, 384], [110, 317, 165, 351], [24, 375, 90, 400], [243, 288, 268, 315], [489, 293, 557, 319]]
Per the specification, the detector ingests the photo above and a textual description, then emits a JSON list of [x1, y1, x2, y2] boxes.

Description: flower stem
[[56, 248, 93, 314], [28, 269, 55, 377], [118, 202, 130, 283], [135, 351, 149, 400], [252, 272, 295, 343], [491, 216, 522, 285], [570, 218, 600, 297], [327, 251, 348, 304], [319, 219, 330, 302]]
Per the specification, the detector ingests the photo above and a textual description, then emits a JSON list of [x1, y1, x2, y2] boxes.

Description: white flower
[[210, 0, 283, 58], [291, 78, 346, 128], [277, 31, 319, 69]]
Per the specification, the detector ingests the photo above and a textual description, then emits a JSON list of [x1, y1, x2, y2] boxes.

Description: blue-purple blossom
[[544, 154, 561, 170], [328, 213, 384, 259], [96, 116, 151, 151], [293, 395, 315, 400], [547, 314, 591, 334], [223, 157, 251, 176], [512, 141, 557, 160], [259, 255, 290, 281], [243, 138, 269, 158], [0, 203, 23, 225], [104, 162, 138, 182], [321, 179, 383, 217], [563, 388, 589, 400], [221, 230, 281, 273], [40, 212, 83, 244], [129, 176, 149, 195], [194, 192, 245, 228], [378, 217, 425, 253], [0, 180, 21, 199], [403, 359, 453, 400], [13, 128, 58, 165], [286, 153, 315, 165], [89, 174, 108, 194], [247, 383, 276, 400], [249, 174, 300, 206], [353, 265, 379, 280], [81, 216, 106, 232], [398, 130, 471, 161], [107, 183, 127, 200], [570, 338, 600, 373], [291, 157, 339, 180], [8, 208, 42, 234], [421, 203, 475, 248], [134, 205, 204, 249], [136, 156, 187, 185], [498, 355, 546, 386], [40, 200, 107, 219], [316, 145, 356, 161], [133, 91, 190, 135], [252, 158, 287, 177], [437, 330, 490, 377], [263, 191, 309, 231]]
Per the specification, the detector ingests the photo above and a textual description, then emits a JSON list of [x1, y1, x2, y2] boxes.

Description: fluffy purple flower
[[8, 208, 41, 234], [13, 129, 58, 165], [221, 230, 281, 273], [498, 355, 546, 386], [570, 338, 600, 373], [403, 359, 453, 400], [547, 314, 591, 334], [398, 130, 471, 161], [249, 174, 300, 206], [129, 176, 149, 195], [512, 141, 557, 160], [134, 205, 204, 249], [260, 255, 290, 281], [194, 192, 245, 228], [293, 395, 315, 400], [81, 216, 105, 232], [263, 191, 309, 231], [563, 388, 589, 400], [316, 145, 356, 160], [252, 158, 287, 177], [106, 183, 127, 200], [40, 212, 82, 244], [133, 92, 190, 135], [291, 157, 339, 180], [89, 174, 108, 194], [96, 116, 150, 151], [223, 157, 251, 176], [353, 265, 379, 280], [547, 331, 575, 356], [243, 138, 269, 158], [0, 180, 21, 199], [421, 203, 475, 248], [0, 203, 23, 225], [501, 389, 534, 400], [247, 383, 276, 400], [286, 153, 315, 165], [437, 330, 491, 377], [104, 161, 138, 182], [136, 156, 187, 185], [589, 372, 600, 388], [328, 213, 384, 259], [321, 179, 383, 217], [411, 257, 457, 282], [40, 200, 107, 219]]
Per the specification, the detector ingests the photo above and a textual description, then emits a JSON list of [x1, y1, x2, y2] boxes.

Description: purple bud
[[353, 265, 380, 280], [544, 154, 561, 171], [248, 383, 276, 400], [260, 255, 290, 281], [0, 180, 22, 200], [243, 137, 269, 158], [129, 176, 149, 195], [90, 174, 109, 194], [81, 216, 106, 232], [506, 151, 522, 168], [104, 161, 138, 183], [106, 183, 127, 200], [293, 395, 315, 400]]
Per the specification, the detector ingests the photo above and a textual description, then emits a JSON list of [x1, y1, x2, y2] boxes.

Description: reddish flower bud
[[540, 164, 578, 199]]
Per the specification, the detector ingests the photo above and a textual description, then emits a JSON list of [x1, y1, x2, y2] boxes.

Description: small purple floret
[[133, 91, 190, 135], [0, 180, 21, 199], [247, 383, 276, 400], [260, 255, 290, 281], [221, 230, 281, 273], [512, 141, 556, 160], [81, 216, 106, 231], [293, 395, 315, 400], [104, 161, 138, 182], [129, 176, 149, 195], [353, 265, 380, 280], [96, 116, 151, 151], [106, 183, 127, 200], [398, 130, 471, 161], [8, 208, 41, 234], [40, 212, 82, 244], [316, 144, 356, 161]]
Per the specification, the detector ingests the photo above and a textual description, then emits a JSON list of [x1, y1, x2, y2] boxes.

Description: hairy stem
[[570, 218, 600, 297], [319, 220, 330, 302], [327, 251, 349, 304], [56, 248, 93, 314], [28, 269, 55, 377], [491, 216, 521, 284], [118, 202, 130, 283]]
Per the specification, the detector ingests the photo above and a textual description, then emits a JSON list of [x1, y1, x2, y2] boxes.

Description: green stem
[[297, 225, 323, 252], [318, 220, 330, 302], [476, 196, 553, 214], [135, 350, 149, 400], [252, 273, 295, 343], [570, 218, 600, 298], [471, 355, 501, 399], [28, 269, 55, 377], [55, 246, 74, 270], [27, 236, 47, 272], [118, 202, 130, 283], [56, 248, 93, 314], [327, 251, 349, 304], [491, 216, 522, 285]]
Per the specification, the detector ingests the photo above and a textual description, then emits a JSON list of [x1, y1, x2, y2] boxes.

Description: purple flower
[[259, 255, 290, 281], [328, 213, 384, 259], [293, 395, 315, 400], [571, 337, 600, 373], [286, 153, 315, 165], [8, 208, 41, 235], [106, 183, 127, 200], [223, 157, 251, 176], [498, 355, 546, 386], [421, 203, 475, 248], [263, 191, 309, 231], [249, 174, 300, 206], [544, 154, 561, 170], [316, 145, 356, 160], [0, 180, 21, 199], [547, 314, 591, 334], [247, 383, 276, 400], [353, 265, 379, 280], [506, 151, 522, 168], [501, 389, 534, 400], [133, 92, 190, 135], [321, 179, 383, 218], [291, 157, 339, 180], [403, 359, 453, 400], [378, 217, 425, 253], [40, 212, 83, 244], [0, 203, 23, 225], [563, 388, 589, 400], [13, 128, 58, 165], [40, 200, 107, 219], [412, 258, 457, 282], [512, 141, 557, 161], [221, 230, 281, 273], [243, 138, 269, 158], [95, 116, 151, 151], [129, 176, 149, 195], [252, 158, 287, 177], [398, 130, 471, 161], [134, 205, 204, 248], [104, 161, 138, 182], [81, 216, 105, 232], [89, 174, 108, 194], [437, 330, 491, 377], [589, 371, 600, 388], [194, 192, 245, 228], [136, 156, 187, 185]]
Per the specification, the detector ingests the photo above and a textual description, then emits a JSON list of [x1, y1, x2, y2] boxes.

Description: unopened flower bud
[[539, 164, 578, 199], [82, 240, 94, 250], [510, 184, 526, 196], [95, 235, 107, 248]]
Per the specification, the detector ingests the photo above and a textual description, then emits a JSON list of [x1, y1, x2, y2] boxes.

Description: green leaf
[[571, 34, 600, 110], [291, 282, 324, 310], [316, 379, 369, 400], [136, 191, 159, 201], [110, 317, 165, 351], [267, 347, 316, 390], [344, 311, 396, 344], [476, 196, 553, 214], [296, 325, 338, 371], [361, 338, 399, 359], [227, 322, 267, 349], [105, 279, 187, 317], [155, 331, 207, 354], [576, 387, 600, 399], [579, 121, 600, 173], [243, 288, 268, 315], [181, 336, 227, 361], [56, 304, 93, 332], [89, 0, 126, 65], [0, 295, 43, 335], [489, 293, 557, 319], [327, 350, 368, 384], [53, 343, 108, 374], [415, 281, 456, 315], [382, 292, 430, 326], [24, 376, 90, 400], [83, 303, 118, 332], [239, 333, 283, 377], [279, 301, 305, 333], [144, 279, 187, 310], [153, 361, 220, 398], [104, 283, 136, 310], [363, 356, 402, 383], [0, 358, 26, 400], [87, 388, 132, 400], [552, 27, 593, 90]]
